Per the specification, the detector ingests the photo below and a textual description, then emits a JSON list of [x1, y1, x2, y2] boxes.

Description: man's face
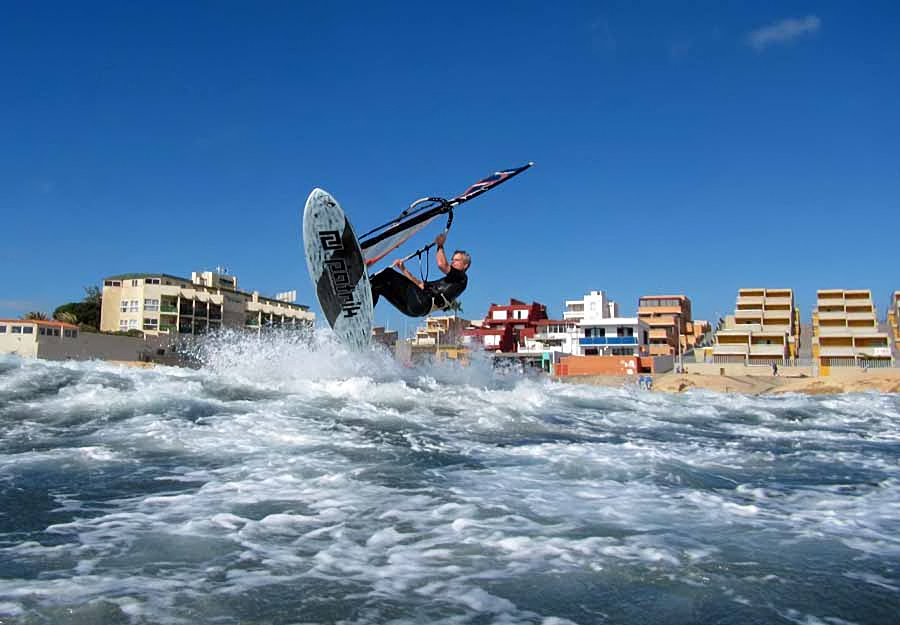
[[451, 253, 469, 271]]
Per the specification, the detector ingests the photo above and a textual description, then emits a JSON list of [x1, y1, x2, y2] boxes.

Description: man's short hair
[[453, 250, 471, 268]]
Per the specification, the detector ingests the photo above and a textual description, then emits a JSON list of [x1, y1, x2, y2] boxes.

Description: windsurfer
[[370, 233, 470, 317]]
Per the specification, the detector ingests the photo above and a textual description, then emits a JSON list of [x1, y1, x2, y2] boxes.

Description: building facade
[[0, 320, 80, 358], [0, 319, 164, 361], [812, 289, 892, 368], [637, 295, 707, 356], [100, 270, 314, 336], [889, 291, 900, 352], [462, 299, 549, 352], [712, 288, 799, 365]]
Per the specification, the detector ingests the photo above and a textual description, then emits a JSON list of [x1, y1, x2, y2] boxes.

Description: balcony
[[160, 305, 177, 314], [816, 311, 848, 320], [159, 324, 176, 332], [579, 336, 638, 346], [749, 344, 787, 356], [712, 344, 749, 355], [819, 346, 856, 357], [856, 346, 892, 358], [736, 296, 764, 307]]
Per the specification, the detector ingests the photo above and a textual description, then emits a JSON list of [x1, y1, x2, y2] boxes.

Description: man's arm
[[434, 233, 450, 274], [393, 259, 424, 290]]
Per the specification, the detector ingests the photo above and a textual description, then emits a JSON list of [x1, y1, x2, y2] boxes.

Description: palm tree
[[54, 311, 78, 324], [446, 300, 463, 314], [22, 311, 48, 321]]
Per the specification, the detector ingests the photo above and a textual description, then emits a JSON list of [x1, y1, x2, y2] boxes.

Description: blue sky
[[2, 1, 898, 332]]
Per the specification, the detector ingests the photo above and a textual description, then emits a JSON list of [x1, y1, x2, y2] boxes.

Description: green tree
[[53, 285, 102, 330], [83, 285, 101, 304], [22, 311, 48, 320], [54, 311, 78, 324]]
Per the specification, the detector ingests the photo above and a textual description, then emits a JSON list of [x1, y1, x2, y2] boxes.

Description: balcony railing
[[160, 305, 177, 313], [579, 336, 637, 346], [712, 344, 750, 355]]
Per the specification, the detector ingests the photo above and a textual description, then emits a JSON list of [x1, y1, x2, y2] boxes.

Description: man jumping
[[369, 233, 470, 317]]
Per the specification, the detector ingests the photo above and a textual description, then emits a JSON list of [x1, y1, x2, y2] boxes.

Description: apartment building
[[411, 314, 469, 347], [889, 291, 900, 350], [462, 299, 549, 352], [637, 295, 707, 356], [712, 288, 798, 365], [100, 270, 314, 336], [812, 289, 892, 368], [519, 291, 648, 357]]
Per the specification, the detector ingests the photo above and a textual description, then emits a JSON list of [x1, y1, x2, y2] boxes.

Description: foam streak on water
[[0, 332, 898, 625]]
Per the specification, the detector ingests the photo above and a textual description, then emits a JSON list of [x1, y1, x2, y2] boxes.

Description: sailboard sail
[[358, 162, 533, 267]]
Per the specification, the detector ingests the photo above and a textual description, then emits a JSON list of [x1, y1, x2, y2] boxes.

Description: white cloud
[[747, 15, 821, 51]]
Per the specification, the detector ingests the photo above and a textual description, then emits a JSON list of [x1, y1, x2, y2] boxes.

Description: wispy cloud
[[747, 15, 821, 51]]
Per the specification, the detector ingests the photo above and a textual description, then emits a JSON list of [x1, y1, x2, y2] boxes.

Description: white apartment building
[[525, 290, 648, 357]]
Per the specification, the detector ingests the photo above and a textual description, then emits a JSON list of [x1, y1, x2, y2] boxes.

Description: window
[[129, 300, 139, 312], [64, 329, 77, 338], [53, 328, 60, 336], [120, 320, 129, 331], [0, 325, 5, 333], [39, 328, 47, 335], [22, 326, 33, 334], [132, 279, 139, 287], [144, 298, 160, 311], [492, 310, 508, 320], [143, 318, 159, 330], [585, 327, 605, 338], [12, 326, 22, 334], [120, 299, 129, 312], [144, 278, 160, 285]]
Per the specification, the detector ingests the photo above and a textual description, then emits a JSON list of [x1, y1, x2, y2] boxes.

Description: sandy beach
[[564, 369, 900, 395]]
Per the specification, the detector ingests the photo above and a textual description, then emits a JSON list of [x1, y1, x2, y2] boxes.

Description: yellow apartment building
[[889, 291, 900, 350], [100, 270, 314, 336], [637, 295, 707, 356], [712, 288, 798, 365], [812, 289, 892, 368], [408, 314, 470, 361]]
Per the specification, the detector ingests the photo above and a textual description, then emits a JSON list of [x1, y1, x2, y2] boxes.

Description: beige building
[[407, 314, 471, 362], [889, 291, 900, 350], [637, 295, 708, 356], [100, 270, 314, 336], [712, 288, 799, 365], [0, 319, 159, 361], [812, 289, 892, 369], [0, 319, 80, 358]]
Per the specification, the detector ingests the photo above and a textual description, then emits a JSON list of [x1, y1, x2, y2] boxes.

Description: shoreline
[[561, 369, 900, 396]]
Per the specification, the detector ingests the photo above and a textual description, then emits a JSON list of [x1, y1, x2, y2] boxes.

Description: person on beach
[[370, 233, 470, 317]]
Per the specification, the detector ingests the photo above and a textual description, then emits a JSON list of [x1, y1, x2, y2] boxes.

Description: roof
[[0, 319, 78, 329], [104, 272, 309, 311], [105, 273, 190, 282]]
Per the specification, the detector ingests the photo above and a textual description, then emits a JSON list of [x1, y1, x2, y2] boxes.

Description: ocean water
[[1, 331, 898, 625]]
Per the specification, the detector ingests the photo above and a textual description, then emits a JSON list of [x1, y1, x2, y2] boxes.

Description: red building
[[463, 298, 549, 352]]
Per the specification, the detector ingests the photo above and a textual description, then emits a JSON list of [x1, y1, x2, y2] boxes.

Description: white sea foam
[[0, 340, 898, 624]]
